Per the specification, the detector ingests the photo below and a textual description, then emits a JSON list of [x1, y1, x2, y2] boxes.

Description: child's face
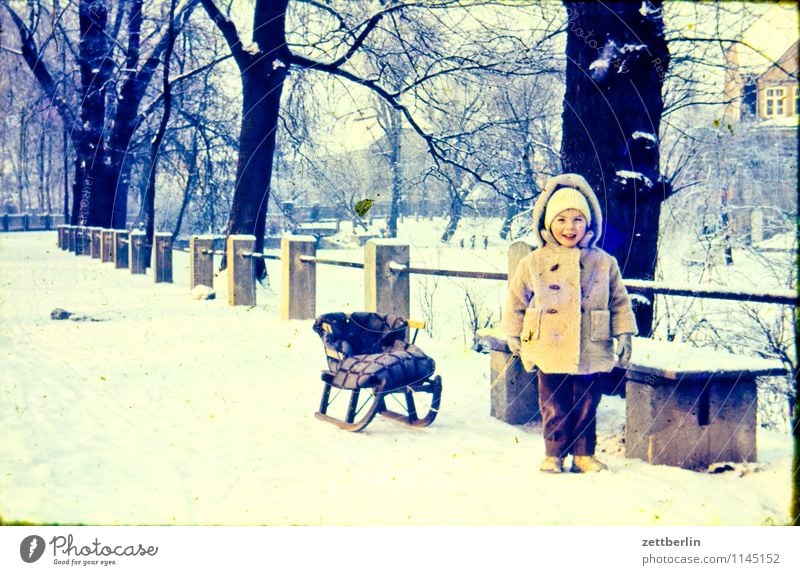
[[550, 209, 587, 248]]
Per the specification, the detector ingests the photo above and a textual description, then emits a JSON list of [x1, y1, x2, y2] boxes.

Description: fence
[[1, 213, 66, 232], [56, 225, 797, 315]]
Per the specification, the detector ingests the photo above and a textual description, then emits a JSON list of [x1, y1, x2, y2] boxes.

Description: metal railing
[[385, 262, 795, 306]]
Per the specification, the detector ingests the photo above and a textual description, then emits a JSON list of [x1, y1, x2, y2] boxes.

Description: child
[[504, 173, 637, 474]]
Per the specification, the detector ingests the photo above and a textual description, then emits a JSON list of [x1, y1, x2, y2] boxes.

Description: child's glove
[[616, 334, 632, 366]]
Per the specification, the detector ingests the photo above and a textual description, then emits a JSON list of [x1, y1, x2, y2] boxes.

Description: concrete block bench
[[475, 330, 786, 470], [476, 328, 540, 425], [624, 338, 785, 470]]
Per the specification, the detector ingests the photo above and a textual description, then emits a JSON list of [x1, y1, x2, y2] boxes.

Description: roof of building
[[757, 40, 799, 84]]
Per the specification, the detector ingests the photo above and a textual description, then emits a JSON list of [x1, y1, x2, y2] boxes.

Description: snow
[[756, 116, 800, 129], [616, 170, 654, 188], [620, 43, 647, 53], [243, 42, 261, 55], [0, 230, 793, 526], [589, 58, 610, 74], [298, 222, 338, 230], [631, 337, 784, 377], [755, 231, 797, 251], [639, 1, 661, 18], [632, 130, 657, 143], [590, 40, 620, 80]]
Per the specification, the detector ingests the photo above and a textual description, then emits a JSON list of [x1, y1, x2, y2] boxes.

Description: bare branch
[[0, 0, 75, 126], [198, 0, 252, 71], [138, 53, 234, 121]]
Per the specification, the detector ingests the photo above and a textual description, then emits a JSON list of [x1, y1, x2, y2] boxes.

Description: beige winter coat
[[504, 174, 637, 375]]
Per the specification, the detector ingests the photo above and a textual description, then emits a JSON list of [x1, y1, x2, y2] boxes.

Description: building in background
[[756, 40, 799, 121]]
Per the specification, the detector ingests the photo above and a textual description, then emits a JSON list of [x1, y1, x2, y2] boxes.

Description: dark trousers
[[538, 371, 603, 457]]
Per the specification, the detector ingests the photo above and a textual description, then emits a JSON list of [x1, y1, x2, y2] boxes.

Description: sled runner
[[312, 312, 442, 432]]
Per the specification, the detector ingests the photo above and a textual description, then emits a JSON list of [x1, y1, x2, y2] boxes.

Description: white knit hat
[[543, 187, 592, 230]]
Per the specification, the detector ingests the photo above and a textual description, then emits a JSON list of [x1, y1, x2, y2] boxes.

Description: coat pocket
[[590, 310, 612, 341], [521, 308, 542, 342]]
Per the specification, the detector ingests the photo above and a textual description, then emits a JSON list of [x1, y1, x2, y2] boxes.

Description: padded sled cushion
[[332, 341, 435, 390], [313, 312, 435, 389]]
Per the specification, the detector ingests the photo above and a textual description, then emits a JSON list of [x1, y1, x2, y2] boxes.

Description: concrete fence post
[[101, 229, 115, 262], [90, 227, 102, 259], [57, 225, 66, 249], [84, 227, 92, 256], [364, 239, 409, 318], [68, 226, 77, 253], [1, 214, 8, 232], [227, 234, 256, 306], [81, 226, 92, 256], [280, 235, 316, 320], [84, 227, 93, 255], [130, 231, 147, 274], [189, 235, 214, 289], [489, 239, 539, 425], [75, 227, 85, 255], [154, 233, 173, 283], [22, 214, 29, 231], [114, 230, 129, 269]]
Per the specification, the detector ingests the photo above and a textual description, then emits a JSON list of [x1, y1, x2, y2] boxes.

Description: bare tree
[[198, 0, 557, 277], [1, 0, 199, 227]]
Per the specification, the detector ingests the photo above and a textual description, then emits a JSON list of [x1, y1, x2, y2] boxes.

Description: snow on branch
[[616, 170, 654, 188]]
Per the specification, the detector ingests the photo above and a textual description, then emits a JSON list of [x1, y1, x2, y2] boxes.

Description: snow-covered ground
[[0, 228, 793, 526]]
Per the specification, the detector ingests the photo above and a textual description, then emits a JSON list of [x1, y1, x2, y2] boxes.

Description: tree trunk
[[75, 0, 115, 226], [141, 0, 177, 267], [720, 187, 734, 265], [37, 118, 46, 212], [106, 103, 143, 229], [215, 0, 290, 280], [500, 148, 539, 240], [387, 108, 402, 238], [561, 1, 671, 336], [499, 197, 522, 240], [16, 119, 26, 214], [440, 193, 465, 243], [108, 0, 147, 230], [172, 135, 200, 242], [45, 115, 54, 214], [63, 125, 71, 222]]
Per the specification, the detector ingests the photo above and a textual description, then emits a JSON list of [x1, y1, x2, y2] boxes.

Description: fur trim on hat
[[531, 173, 603, 248]]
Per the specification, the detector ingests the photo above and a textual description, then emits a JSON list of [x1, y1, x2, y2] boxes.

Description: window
[[764, 87, 785, 116]]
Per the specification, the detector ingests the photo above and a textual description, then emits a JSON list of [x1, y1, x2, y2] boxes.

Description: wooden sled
[[312, 312, 443, 432]]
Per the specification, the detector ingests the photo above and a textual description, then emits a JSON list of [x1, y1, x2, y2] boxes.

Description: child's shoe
[[539, 456, 564, 473], [571, 455, 608, 473]]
